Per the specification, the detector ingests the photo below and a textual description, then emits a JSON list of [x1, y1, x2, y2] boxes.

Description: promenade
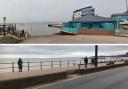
[[0, 60, 125, 89], [0, 63, 106, 81]]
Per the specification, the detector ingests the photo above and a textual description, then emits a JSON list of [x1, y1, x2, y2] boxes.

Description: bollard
[[41, 61, 42, 70], [12, 62, 14, 72], [28, 62, 29, 71]]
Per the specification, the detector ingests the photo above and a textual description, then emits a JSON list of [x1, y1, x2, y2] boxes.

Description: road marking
[[29, 75, 81, 89]]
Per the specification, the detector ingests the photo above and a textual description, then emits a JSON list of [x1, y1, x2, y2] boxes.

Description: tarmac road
[[34, 66, 128, 89]]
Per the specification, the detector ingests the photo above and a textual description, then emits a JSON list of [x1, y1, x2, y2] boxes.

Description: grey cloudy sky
[[0, 0, 126, 23], [0, 45, 127, 58]]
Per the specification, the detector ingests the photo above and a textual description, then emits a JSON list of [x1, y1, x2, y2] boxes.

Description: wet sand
[[20, 35, 128, 44]]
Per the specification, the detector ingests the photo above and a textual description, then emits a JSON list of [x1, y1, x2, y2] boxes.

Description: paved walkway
[[0, 61, 124, 82]]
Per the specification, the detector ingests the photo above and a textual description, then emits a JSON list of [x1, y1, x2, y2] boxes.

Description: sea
[[16, 22, 61, 36], [0, 58, 85, 73]]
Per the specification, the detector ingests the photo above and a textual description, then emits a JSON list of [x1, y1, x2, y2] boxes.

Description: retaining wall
[[76, 63, 128, 74], [0, 71, 67, 89]]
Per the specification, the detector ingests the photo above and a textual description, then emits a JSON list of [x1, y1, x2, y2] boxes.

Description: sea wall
[[0, 71, 67, 89], [76, 63, 128, 74]]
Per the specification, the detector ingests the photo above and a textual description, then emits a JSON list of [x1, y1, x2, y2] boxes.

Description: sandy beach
[[20, 35, 128, 44]]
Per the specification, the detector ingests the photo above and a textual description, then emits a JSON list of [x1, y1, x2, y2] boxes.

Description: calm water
[[16, 22, 61, 36]]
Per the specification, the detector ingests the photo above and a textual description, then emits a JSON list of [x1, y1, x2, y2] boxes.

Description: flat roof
[[71, 15, 116, 22], [73, 6, 93, 13], [112, 11, 128, 16]]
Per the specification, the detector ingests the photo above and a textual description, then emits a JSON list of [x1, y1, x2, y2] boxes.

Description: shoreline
[[0, 34, 24, 44]]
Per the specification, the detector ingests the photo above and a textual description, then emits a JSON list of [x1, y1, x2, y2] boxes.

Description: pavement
[[0, 61, 124, 82], [33, 66, 128, 89], [0, 61, 125, 89], [0, 63, 108, 82], [20, 35, 128, 44]]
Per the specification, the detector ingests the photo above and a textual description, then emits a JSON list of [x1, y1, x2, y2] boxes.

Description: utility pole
[[126, 0, 128, 12], [3, 17, 6, 36], [95, 45, 98, 67]]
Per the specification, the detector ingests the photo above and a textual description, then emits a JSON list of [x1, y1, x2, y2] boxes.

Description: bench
[[124, 60, 128, 64], [106, 61, 115, 65], [78, 64, 88, 69]]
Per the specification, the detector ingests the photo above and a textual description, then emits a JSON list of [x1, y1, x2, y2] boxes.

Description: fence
[[0, 58, 128, 73], [0, 24, 29, 39]]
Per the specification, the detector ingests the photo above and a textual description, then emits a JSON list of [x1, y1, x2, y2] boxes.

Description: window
[[99, 24, 103, 28], [88, 24, 93, 29]]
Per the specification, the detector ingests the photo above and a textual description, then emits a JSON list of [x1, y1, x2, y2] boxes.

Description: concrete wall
[[76, 63, 128, 74], [0, 72, 67, 89]]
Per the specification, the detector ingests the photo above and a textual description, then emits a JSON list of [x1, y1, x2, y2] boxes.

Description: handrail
[[0, 58, 127, 73]]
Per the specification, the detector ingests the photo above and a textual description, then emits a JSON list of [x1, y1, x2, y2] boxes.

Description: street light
[[126, 0, 128, 12], [3, 17, 6, 36], [95, 45, 98, 67]]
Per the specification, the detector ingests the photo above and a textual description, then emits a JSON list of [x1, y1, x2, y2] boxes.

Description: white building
[[73, 6, 95, 19]]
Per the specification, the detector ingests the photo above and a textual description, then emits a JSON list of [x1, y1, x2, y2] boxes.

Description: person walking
[[18, 58, 23, 72], [84, 56, 88, 68]]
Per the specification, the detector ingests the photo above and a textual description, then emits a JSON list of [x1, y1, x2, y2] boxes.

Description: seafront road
[[34, 66, 128, 89]]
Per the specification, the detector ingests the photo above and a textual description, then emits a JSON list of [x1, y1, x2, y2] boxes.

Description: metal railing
[[0, 58, 127, 73]]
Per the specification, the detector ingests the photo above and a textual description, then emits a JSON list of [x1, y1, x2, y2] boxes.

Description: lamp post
[[126, 0, 128, 12], [3, 17, 6, 36], [95, 45, 98, 67]]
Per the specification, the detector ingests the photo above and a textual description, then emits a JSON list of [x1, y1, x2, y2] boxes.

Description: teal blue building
[[111, 12, 128, 21], [62, 15, 118, 34]]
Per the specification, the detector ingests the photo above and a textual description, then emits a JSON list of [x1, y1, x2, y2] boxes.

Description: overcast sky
[[0, 45, 127, 58], [0, 0, 126, 23]]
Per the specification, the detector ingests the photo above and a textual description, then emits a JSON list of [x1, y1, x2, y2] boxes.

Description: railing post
[[74, 60, 75, 67], [12, 62, 14, 72], [28, 62, 29, 71], [51, 61, 53, 69], [68, 60, 69, 68], [41, 61, 42, 70], [60, 60, 61, 69]]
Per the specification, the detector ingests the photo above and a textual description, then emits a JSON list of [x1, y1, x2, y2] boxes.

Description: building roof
[[73, 6, 93, 13], [71, 15, 116, 22], [111, 11, 128, 16]]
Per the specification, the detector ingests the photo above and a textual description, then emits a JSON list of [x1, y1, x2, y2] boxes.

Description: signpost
[[3, 17, 6, 36]]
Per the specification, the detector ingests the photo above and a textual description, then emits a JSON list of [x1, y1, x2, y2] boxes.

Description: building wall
[[81, 8, 95, 16], [78, 29, 115, 35], [112, 15, 128, 21], [80, 22, 117, 31], [62, 21, 117, 35], [73, 7, 95, 19], [73, 11, 82, 19]]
